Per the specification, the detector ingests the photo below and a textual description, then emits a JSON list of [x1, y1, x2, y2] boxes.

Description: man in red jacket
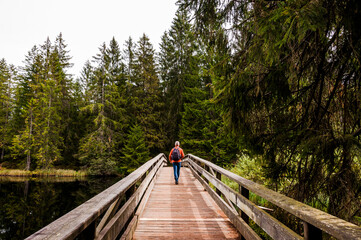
[[169, 141, 184, 185]]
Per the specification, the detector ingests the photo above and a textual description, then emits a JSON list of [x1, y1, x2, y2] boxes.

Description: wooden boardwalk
[[26, 154, 361, 240], [133, 166, 240, 240]]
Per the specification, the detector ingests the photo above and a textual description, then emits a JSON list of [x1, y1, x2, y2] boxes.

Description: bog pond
[[0, 175, 121, 240]]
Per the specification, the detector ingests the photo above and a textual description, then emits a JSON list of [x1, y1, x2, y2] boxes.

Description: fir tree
[[0, 59, 15, 162], [11, 46, 42, 170], [181, 0, 361, 221], [77, 38, 126, 174], [12, 35, 71, 169], [132, 34, 165, 155], [159, 10, 201, 146], [120, 124, 149, 173]]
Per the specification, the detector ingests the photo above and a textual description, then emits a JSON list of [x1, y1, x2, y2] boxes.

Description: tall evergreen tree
[[11, 35, 72, 169], [0, 59, 15, 162], [132, 34, 165, 155], [77, 38, 126, 174], [181, 0, 361, 221], [12, 46, 42, 170], [159, 10, 201, 147], [120, 124, 149, 173]]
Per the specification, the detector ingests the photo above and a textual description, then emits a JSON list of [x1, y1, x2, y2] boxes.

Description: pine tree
[[123, 37, 136, 84], [0, 59, 16, 162], [77, 38, 126, 174], [132, 34, 165, 155], [120, 124, 149, 173], [53, 33, 75, 166], [11, 46, 42, 170], [11, 35, 72, 169], [181, 0, 361, 221], [159, 10, 201, 146]]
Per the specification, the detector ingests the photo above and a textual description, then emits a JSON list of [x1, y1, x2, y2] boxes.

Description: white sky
[[0, 0, 178, 77]]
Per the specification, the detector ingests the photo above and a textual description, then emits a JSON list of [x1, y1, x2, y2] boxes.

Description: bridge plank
[[133, 167, 241, 240], [26, 154, 166, 240], [188, 159, 302, 240], [96, 158, 164, 240], [186, 154, 361, 240]]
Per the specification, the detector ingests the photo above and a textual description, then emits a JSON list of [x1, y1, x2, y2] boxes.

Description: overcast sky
[[0, 0, 178, 77]]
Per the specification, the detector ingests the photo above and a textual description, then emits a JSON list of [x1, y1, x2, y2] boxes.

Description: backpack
[[171, 147, 181, 161]]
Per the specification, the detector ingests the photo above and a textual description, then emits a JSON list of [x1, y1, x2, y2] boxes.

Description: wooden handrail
[[184, 154, 361, 240], [26, 153, 167, 240]]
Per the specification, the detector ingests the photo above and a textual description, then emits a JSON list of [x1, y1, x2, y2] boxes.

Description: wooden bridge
[[27, 154, 361, 240]]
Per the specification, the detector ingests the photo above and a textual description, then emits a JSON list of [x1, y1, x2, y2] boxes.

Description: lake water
[[0, 175, 121, 240]]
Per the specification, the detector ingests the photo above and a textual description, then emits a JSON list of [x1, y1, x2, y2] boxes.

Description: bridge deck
[[133, 166, 240, 239]]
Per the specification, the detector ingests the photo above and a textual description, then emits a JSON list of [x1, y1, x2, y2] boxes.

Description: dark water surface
[[0, 175, 121, 240]]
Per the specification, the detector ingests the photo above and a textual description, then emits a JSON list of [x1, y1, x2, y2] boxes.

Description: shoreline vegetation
[[0, 168, 87, 177]]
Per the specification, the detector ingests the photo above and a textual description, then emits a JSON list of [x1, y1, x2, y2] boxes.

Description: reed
[[0, 168, 87, 177]]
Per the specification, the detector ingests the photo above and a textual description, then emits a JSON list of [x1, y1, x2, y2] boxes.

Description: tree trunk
[[26, 107, 33, 171]]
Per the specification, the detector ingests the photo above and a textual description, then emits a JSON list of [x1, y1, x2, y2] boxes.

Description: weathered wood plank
[[188, 159, 302, 240], [188, 165, 261, 240], [133, 167, 241, 240], [96, 196, 122, 236], [96, 158, 164, 240], [185, 154, 361, 240], [120, 163, 160, 240], [120, 215, 138, 240], [26, 154, 166, 240]]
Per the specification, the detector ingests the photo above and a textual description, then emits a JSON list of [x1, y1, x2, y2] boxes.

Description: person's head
[[175, 141, 180, 146]]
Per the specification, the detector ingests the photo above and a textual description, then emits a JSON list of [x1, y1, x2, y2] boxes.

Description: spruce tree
[[159, 10, 201, 146], [132, 34, 165, 155], [120, 124, 149, 173], [11, 46, 42, 170], [0, 59, 15, 162], [77, 38, 126, 175], [181, 0, 361, 221], [12, 35, 72, 169]]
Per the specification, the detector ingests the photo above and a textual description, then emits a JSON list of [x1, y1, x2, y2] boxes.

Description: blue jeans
[[173, 162, 181, 182]]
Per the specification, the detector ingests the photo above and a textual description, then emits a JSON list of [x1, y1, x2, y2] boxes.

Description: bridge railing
[[26, 153, 167, 240], [183, 154, 361, 240]]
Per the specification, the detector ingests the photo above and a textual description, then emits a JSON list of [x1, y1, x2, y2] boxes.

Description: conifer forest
[[1, 0, 361, 225]]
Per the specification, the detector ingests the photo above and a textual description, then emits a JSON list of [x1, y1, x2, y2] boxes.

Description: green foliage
[[231, 154, 267, 185], [180, 0, 361, 222], [159, 10, 201, 146], [76, 39, 126, 175], [131, 34, 165, 155], [10, 36, 71, 170], [120, 124, 149, 173], [0, 59, 15, 162]]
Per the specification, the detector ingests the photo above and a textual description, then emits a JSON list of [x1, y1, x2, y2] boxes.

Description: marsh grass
[[0, 168, 87, 177]]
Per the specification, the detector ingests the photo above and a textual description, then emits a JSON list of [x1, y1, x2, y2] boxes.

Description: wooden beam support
[[186, 154, 361, 240], [95, 196, 122, 236], [120, 164, 159, 240], [96, 159, 164, 240], [304, 222, 322, 240], [240, 185, 250, 240], [216, 171, 222, 197], [188, 159, 302, 240], [188, 164, 261, 240], [26, 154, 167, 240]]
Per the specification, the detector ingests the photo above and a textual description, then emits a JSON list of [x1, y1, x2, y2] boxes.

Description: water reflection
[[0, 176, 121, 240]]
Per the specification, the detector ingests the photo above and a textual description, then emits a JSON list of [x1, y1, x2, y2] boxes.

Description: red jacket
[[169, 146, 184, 163]]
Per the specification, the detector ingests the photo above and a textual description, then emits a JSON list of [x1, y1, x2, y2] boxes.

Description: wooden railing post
[[239, 184, 250, 240], [126, 184, 136, 200], [216, 172, 222, 196], [80, 220, 96, 240], [304, 222, 322, 240], [204, 165, 210, 184]]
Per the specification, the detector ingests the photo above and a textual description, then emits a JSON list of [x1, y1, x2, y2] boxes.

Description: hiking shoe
[[175, 180, 178, 185]]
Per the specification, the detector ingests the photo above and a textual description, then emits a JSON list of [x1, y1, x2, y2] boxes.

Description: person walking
[[169, 141, 184, 185]]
